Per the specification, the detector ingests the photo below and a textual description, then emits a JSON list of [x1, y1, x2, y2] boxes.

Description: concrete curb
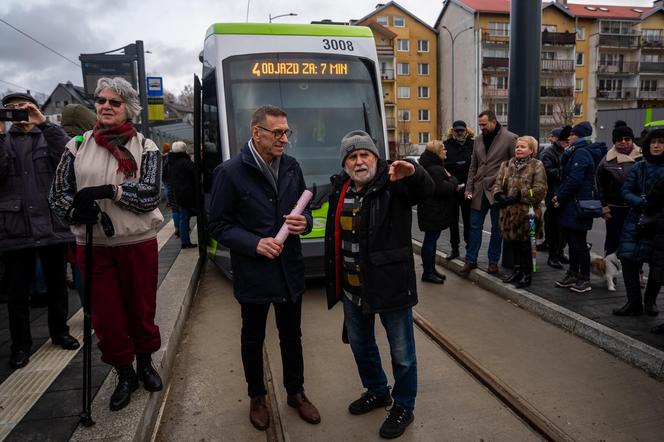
[[70, 247, 203, 441], [412, 240, 664, 380]]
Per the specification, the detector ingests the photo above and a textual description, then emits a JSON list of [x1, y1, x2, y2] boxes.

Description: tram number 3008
[[322, 39, 354, 51]]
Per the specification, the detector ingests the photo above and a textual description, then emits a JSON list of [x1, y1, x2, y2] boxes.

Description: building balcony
[[598, 34, 640, 49], [482, 57, 509, 70], [481, 29, 510, 44], [642, 38, 664, 49], [541, 86, 574, 97], [541, 59, 575, 72], [385, 117, 396, 129], [597, 61, 639, 74], [482, 87, 508, 98], [376, 44, 394, 57], [640, 62, 664, 74], [542, 30, 576, 46], [380, 69, 395, 81], [638, 89, 664, 100], [596, 87, 637, 100]]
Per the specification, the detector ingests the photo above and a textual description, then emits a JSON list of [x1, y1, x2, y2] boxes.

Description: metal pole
[[442, 26, 473, 127], [135, 40, 150, 138]]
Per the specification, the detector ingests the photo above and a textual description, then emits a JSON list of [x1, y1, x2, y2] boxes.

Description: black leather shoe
[[433, 269, 447, 281], [547, 257, 563, 269], [644, 301, 659, 316], [52, 334, 80, 350], [446, 249, 460, 261], [110, 364, 139, 411], [136, 353, 163, 392], [502, 269, 523, 284], [9, 349, 30, 369], [612, 302, 644, 317], [652, 323, 664, 335], [181, 242, 197, 249], [421, 273, 445, 284], [515, 274, 532, 289], [559, 254, 570, 264]]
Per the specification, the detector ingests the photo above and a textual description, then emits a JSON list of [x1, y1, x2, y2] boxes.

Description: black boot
[[612, 301, 644, 316], [421, 273, 445, 284], [644, 292, 659, 316], [446, 248, 460, 261], [110, 364, 139, 411], [502, 267, 523, 284], [515, 273, 532, 289], [136, 353, 163, 392], [433, 268, 447, 281]]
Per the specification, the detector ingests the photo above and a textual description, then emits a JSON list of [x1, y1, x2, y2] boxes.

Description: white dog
[[590, 252, 622, 291]]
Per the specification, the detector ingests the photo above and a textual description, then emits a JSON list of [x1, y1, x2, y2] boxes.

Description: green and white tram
[[197, 23, 388, 277]]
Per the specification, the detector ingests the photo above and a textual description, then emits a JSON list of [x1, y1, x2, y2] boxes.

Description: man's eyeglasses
[[615, 137, 632, 142], [256, 125, 292, 139], [95, 97, 124, 108]]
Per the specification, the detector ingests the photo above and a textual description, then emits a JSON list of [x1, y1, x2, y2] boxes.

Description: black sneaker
[[569, 279, 592, 293], [379, 404, 414, 439], [555, 271, 577, 288], [348, 390, 392, 415]]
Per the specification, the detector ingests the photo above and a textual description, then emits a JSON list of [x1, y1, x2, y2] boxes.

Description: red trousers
[[77, 239, 161, 366]]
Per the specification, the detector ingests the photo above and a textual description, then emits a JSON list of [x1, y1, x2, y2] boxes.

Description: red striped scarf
[[93, 121, 138, 178]]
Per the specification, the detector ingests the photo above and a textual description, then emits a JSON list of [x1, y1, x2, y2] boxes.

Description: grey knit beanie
[[340, 130, 379, 166]]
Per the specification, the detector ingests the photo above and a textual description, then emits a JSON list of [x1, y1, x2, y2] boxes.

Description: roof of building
[[446, 0, 657, 19], [41, 82, 94, 111], [366, 21, 398, 39], [354, 1, 437, 33]]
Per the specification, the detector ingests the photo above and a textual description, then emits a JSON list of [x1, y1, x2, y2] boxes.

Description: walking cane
[[79, 220, 95, 427]]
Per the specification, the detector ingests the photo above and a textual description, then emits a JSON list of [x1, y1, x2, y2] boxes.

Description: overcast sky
[[0, 0, 656, 101]]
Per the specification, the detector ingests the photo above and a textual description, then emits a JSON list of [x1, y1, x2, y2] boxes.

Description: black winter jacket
[[417, 150, 459, 232], [324, 159, 434, 314], [167, 152, 196, 209], [208, 144, 312, 304], [0, 123, 73, 251], [444, 135, 473, 186], [539, 142, 565, 203], [595, 147, 642, 208]]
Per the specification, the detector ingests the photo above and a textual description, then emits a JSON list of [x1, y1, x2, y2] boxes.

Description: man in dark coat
[[208, 105, 320, 431], [167, 141, 197, 249], [324, 130, 434, 439], [539, 125, 571, 268], [443, 120, 474, 260], [0, 92, 79, 369]]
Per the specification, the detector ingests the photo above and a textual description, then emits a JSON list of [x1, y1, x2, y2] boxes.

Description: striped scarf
[[93, 121, 138, 178]]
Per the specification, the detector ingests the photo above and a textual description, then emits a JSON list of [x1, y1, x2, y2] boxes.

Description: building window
[[492, 102, 508, 116], [393, 16, 405, 27], [488, 22, 509, 37], [397, 86, 410, 99], [397, 63, 409, 75], [417, 63, 429, 76], [542, 25, 557, 32], [487, 76, 508, 89], [574, 103, 582, 117], [641, 79, 658, 91], [398, 109, 411, 121], [55, 100, 62, 108], [642, 53, 661, 63], [419, 132, 430, 143], [600, 20, 635, 35], [643, 29, 663, 44], [417, 86, 430, 99], [575, 78, 584, 92], [418, 109, 430, 121], [377, 16, 388, 26], [542, 51, 555, 60], [399, 132, 410, 143], [540, 103, 554, 116], [599, 79, 623, 91], [397, 39, 409, 52], [484, 47, 508, 58], [576, 52, 584, 66], [417, 40, 429, 52], [576, 27, 585, 40]]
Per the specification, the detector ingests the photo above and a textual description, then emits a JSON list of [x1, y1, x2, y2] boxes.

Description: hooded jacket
[[416, 149, 458, 232], [596, 145, 642, 208], [443, 127, 474, 186]]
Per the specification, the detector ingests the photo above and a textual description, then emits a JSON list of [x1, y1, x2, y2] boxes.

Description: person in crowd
[[443, 120, 474, 260], [161, 142, 181, 237], [462, 110, 517, 276], [492, 136, 547, 288], [646, 173, 664, 333], [540, 126, 571, 269], [167, 141, 197, 249], [547, 126, 561, 145], [324, 130, 433, 439], [417, 139, 459, 283], [0, 92, 79, 370], [597, 121, 642, 256], [50, 77, 164, 411], [613, 129, 664, 316], [208, 105, 320, 431], [553, 122, 607, 293]]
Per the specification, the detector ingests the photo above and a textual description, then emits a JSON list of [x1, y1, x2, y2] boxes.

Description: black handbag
[[576, 198, 603, 219]]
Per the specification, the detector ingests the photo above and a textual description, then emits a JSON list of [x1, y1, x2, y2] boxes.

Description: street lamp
[[269, 12, 297, 23], [441, 25, 474, 125]]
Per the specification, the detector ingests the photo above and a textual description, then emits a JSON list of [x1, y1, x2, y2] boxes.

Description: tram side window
[[202, 72, 221, 192]]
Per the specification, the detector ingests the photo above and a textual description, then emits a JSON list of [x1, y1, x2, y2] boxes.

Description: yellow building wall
[[574, 18, 593, 124]]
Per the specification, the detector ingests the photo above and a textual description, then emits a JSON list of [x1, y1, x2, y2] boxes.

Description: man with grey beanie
[[324, 130, 434, 439]]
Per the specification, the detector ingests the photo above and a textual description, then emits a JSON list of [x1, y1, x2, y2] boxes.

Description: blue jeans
[[179, 207, 192, 245], [465, 195, 502, 264], [421, 231, 441, 274], [342, 296, 417, 410]]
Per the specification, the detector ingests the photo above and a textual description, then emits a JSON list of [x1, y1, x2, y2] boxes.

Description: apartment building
[[355, 2, 438, 157], [435, 0, 664, 142]]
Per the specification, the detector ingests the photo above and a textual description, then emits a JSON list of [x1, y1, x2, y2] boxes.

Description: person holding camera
[[0, 92, 80, 370], [49, 77, 164, 411]]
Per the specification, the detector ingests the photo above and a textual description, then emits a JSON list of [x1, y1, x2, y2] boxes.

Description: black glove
[[510, 190, 522, 203], [73, 185, 115, 213], [494, 192, 507, 205], [71, 203, 100, 225]]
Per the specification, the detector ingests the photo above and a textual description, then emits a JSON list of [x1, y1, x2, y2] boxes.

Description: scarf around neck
[[513, 156, 531, 169], [93, 120, 138, 178]]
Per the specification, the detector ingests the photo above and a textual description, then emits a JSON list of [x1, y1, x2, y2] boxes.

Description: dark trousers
[[506, 240, 532, 274], [544, 203, 564, 259], [449, 195, 470, 250], [421, 230, 441, 274], [564, 228, 590, 279], [604, 206, 630, 256], [240, 298, 304, 398], [621, 259, 662, 305], [3, 244, 70, 353]]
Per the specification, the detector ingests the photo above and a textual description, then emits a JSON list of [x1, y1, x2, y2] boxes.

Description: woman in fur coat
[[492, 136, 547, 288]]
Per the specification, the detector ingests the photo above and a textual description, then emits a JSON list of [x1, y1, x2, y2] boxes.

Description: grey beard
[[345, 163, 377, 186]]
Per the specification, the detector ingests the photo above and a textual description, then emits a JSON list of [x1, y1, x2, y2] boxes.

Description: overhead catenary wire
[[0, 79, 47, 96], [0, 18, 81, 68]]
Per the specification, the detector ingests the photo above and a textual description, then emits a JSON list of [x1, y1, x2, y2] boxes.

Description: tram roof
[[205, 23, 373, 41]]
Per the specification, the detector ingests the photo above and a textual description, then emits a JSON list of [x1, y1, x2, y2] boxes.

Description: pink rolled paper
[[275, 189, 314, 244]]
